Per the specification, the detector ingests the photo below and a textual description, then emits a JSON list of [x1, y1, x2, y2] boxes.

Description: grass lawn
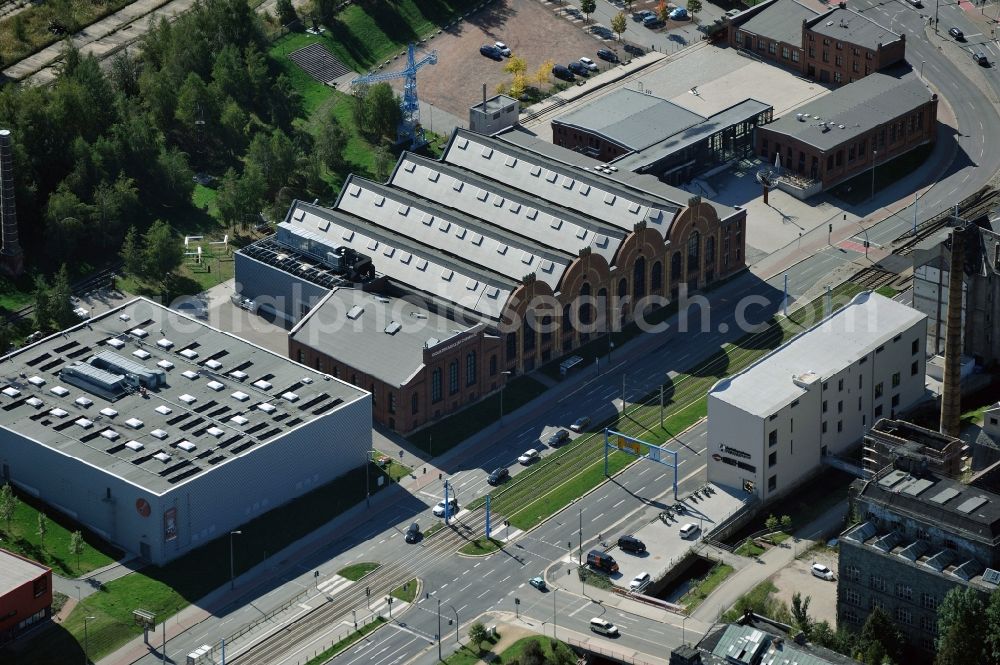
[[390, 578, 418, 603], [444, 635, 500, 665], [458, 537, 504, 556], [303, 616, 387, 665], [338, 562, 381, 581], [875, 285, 899, 298], [408, 376, 549, 457], [722, 581, 780, 623], [4, 461, 401, 665], [498, 636, 577, 663], [578, 566, 613, 590], [373, 457, 412, 483], [735, 539, 765, 558], [0, 485, 121, 578], [680, 563, 734, 612]]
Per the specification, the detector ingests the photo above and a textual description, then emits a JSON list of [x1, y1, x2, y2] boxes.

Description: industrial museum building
[[235, 126, 747, 433], [0, 299, 370, 565]]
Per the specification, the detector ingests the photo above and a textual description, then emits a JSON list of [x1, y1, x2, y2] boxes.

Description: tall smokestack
[[940, 224, 967, 437], [0, 130, 24, 277]]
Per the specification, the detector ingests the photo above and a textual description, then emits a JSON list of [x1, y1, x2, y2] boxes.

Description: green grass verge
[[875, 285, 899, 298], [338, 562, 381, 581], [680, 563, 734, 612], [408, 376, 549, 456], [390, 578, 417, 603], [304, 616, 387, 665], [578, 566, 613, 591], [735, 539, 766, 557], [0, 485, 120, 578], [3, 461, 400, 665], [443, 635, 500, 665], [498, 636, 577, 663], [458, 537, 504, 555]]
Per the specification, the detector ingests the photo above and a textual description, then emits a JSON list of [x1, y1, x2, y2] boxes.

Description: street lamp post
[[498, 370, 513, 425], [553, 588, 558, 638], [870, 148, 878, 202], [450, 605, 459, 642], [229, 530, 242, 590], [682, 615, 688, 645], [84, 616, 95, 665]]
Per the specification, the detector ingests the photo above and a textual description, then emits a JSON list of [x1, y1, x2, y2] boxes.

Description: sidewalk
[[690, 502, 848, 623], [51, 556, 142, 600]]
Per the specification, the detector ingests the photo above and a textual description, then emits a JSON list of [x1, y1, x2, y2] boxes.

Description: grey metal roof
[[0, 298, 366, 495], [290, 288, 477, 387], [614, 98, 773, 172], [471, 94, 519, 114], [807, 6, 901, 51], [711, 625, 768, 664], [551, 89, 706, 152], [738, 0, 818, 46], [0, 549, 48, 596], [760, 69, 932, 151]]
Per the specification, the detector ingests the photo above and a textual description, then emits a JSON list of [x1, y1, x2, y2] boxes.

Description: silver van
[[590, 618, 619, 636]]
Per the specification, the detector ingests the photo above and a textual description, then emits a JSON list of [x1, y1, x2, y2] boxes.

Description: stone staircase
[[288, 43, 352, 85]]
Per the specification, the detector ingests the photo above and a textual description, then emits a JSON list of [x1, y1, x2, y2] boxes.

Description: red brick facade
[[551, 124, 632, 162], [0, 550, 52, 644]]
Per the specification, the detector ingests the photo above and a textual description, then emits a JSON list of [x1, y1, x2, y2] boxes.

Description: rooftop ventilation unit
[[385, 321, 402, 335], [89, 350, 167, 389], [60, 362, 130, 401]]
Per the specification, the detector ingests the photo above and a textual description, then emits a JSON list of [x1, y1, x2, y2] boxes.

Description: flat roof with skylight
[[0, 298, 366, 495]]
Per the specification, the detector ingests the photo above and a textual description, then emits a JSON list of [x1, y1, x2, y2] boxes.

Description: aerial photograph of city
[[1, 0, 1000, 663]]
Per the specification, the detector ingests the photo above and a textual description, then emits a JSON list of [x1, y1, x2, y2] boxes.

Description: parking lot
[[390, 0, 609, 119], [603, 483, 750, 588], [769, 548, 840, 625]]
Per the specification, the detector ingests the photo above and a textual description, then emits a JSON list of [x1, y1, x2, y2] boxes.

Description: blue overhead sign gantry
[[603, 428, 680, 500]]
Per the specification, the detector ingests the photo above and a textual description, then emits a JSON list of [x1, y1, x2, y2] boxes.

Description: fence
[[289, 613, 384, 665], [563, 636, 659, 665], [221, 588, 308, 647]]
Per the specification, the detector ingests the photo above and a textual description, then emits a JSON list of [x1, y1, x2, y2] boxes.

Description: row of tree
[[0, 483, 87, 571]]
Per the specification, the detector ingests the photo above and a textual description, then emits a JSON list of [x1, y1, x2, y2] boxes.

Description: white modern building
[[0, 298, 371, 565], [707, 292, 927, 502]]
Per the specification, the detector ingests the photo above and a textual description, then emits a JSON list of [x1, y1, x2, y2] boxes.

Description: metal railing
[[222, 589, 309, 647], [563, 636, 659, 665]]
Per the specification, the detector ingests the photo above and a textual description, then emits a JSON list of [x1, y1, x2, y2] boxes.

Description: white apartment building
[[707, 292, 928, 502]]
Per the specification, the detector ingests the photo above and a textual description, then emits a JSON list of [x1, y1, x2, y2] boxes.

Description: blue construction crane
[[351, 43, 438, 148]]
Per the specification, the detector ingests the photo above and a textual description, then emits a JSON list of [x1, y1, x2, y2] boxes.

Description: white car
[[579, 56, 598, 71], [432, 498, 458, 517], [811, 563, 835, 581], [629, 572, 650, 590], [679, 523, 700, 539], [495, 41, 511, 56], [517, 448, 540, 465]]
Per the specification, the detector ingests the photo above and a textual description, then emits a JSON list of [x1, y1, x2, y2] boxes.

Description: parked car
[[633, 9, 655, 21], [669, 7, 689, 20], [495, 41, 511, 56], [617, 535, 647, 553], [567, 61, 590, 76], [529, 576, 547, 590], [570, 416, 591, 432], [480, 44, 503, 60], [948, 27, 964, 40], [811, 563, 835, 581], [487, 467, 510, 485], [974, 52, 990, 66], [629, 572, 651, 590], [596, 48, 619, 63], [905, 0, 922, 6], [552, 64, 576, 81], [587, 549, 619, 573], [579, 56, 598, 71], [546, 429, 571, 446], [624, 44, 645, 56], [643, 15, 665, 28], [679, 522, 700, 539], [518, 448, 540, 464], [432, 497, 459, 517], [590, 618, 620, 636], [405, 522, 421, 543]]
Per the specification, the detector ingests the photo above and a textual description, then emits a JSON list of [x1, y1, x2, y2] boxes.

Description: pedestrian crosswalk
[[317, 574, 354, 596]]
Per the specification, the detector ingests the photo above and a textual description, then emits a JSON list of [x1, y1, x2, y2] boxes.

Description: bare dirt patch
[[393, 0, 607, 118], [769, 549, 839, 626]]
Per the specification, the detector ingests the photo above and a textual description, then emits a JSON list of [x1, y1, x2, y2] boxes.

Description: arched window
[[671, 251, 682, 279], [651, 261, 663, 291], [633, 257, 646, 298], [562, 303, 572, 336], [579, 282, 593, 325], [466, 351, 477, 386], [687, 231, 700, 273], [411, 393, 419, 414], [706, 236, 716, 264], [506, 332, 517, 359], [597, 288, 607, 329], [489, 354, 498, 376], [617, 278, 628, 299], [523, 315, 535, 352], [448, 360, 459, 395], [431, 369, 442, 403]]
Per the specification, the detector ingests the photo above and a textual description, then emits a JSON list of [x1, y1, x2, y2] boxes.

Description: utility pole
[[782, 274, 788, 317], [621, 374, 626, 408], [578, 508, 583, 564], [437, 599, 442, 661], [553, 587, 558, 638], [659, 383, 664, 429]]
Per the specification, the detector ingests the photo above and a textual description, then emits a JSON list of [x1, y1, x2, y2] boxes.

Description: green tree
[[32, 276, 53, 331], [316, 114, 349, 172], [217, 166, 266, 229], [155, 147, 195, 206], [780, 515, 792, 532], [0, 321, 12, 356], [174, 72, 214, 136], [121, 225, 144, 277], [986, 589, 1000, 663], [314, 0, 339, 24], [687, 0, 702, 15], [37, 512, 48, 551], [935, 586, 986, 665], [468, 622, 488, 653], [504, 55, 527, 76], [611, 11, 627, 41], [791, 592, 812, 638], [373, 146, 392, 182], [856, 607, 902, 665], [70, 530, 85, 572], [353, 83, 402, 141], [765, 514, 779, 542], [521, 640, 545, 665], [0, 484, 18, 536], [581, 0, 597, 23], [276, 0, 298, 26], [51, 264, 78, 330], [142, 220, 183, 285]]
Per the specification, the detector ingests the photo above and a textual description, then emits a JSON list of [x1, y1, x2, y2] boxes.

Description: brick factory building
[[0, 550, 51, 644]]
